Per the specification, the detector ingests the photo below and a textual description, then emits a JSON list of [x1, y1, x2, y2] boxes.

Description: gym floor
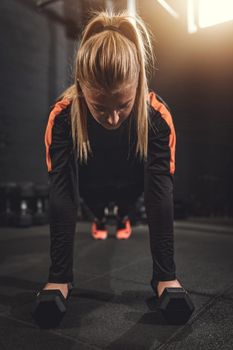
[[0, 218, 233, 350]]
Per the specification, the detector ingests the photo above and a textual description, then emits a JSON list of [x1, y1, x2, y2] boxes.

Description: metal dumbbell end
[[31, 289, 68, 329], [158, 287, 195, 325]]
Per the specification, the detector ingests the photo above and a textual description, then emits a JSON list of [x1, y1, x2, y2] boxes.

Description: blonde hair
[[59, 10, 155, 163]]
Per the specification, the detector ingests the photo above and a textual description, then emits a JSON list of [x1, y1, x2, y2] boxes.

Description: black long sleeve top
[[44, 91, 176, 237]]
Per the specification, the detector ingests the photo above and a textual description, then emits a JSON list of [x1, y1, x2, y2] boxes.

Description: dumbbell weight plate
[[11, 182, 35, 227], [33, 184, 49, 225], [31, 289, 67, 329], [158, 287, 195, 325]]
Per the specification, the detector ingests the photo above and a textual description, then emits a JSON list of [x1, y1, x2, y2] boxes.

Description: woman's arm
[[44, 99, 79, 282], [144, 92, 176, 283]]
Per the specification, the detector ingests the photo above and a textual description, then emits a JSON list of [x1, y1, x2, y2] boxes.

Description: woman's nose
[[107, 110, 120, 125]]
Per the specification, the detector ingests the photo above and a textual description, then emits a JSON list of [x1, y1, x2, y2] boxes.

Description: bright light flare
[[187, 0, 233, 33], [187, 0, 198, 34], [199, 0, 233, 28]]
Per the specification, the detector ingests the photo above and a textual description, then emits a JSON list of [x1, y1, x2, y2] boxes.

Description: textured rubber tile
[[76, 275, 207, 312], [0, 221, 232, 350], [0, 283, 35, 315], [0, 315, 97, 350], [91, 226, 233, 298], [74, 226, 150, 277], [75, 277, 154, 312], [0, 228, 99, 284], [158, 291, 233, 350], [174, 229, 233, 295], [175, 218, 233, 232]]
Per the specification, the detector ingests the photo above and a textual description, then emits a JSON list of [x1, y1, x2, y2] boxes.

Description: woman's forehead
[[83, 83, 137, 103]]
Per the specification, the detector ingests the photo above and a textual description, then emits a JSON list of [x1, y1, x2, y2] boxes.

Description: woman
[[43, 10, 182, 306]]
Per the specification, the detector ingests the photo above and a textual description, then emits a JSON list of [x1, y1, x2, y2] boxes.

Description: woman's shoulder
[[147, 90, 171, 114], [49, 98, 72, 116], [48, 98, 72, 127], [147, 90, 174, 133]]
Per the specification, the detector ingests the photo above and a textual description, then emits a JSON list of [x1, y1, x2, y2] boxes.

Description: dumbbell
[[104, 201, 118, 224], [151, 281, 195, 325], [10, 182, 35, 227], [31, 283, 73, 329], [33, 183, 49, 225], [135, 193, 147, 225]]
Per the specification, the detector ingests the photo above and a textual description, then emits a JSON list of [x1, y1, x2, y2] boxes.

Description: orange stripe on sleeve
[[44, 98, 71, 172], [148, 92, 176, 174]]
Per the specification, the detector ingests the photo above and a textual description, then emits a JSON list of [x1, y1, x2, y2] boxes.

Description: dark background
[[0, 0, 232, 217]]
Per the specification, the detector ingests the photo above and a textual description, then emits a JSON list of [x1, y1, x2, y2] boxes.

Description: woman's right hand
[[43, 283, 69, 299]]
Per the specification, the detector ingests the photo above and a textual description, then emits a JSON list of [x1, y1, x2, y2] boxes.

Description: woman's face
[[81, 82, 137, 130]]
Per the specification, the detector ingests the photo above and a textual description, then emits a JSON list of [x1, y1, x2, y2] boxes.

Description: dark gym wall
[[139, 0, 233, 216], [0, 0, 74, 184]]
